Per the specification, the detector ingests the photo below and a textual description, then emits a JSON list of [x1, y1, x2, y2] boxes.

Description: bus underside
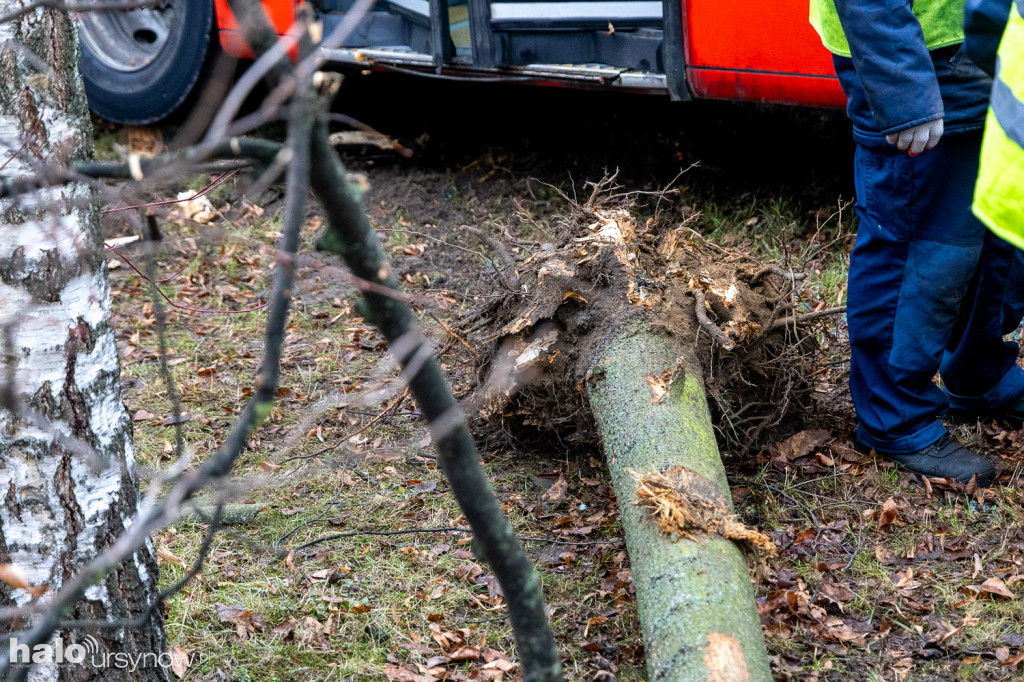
[[216, 0, 848, 108]]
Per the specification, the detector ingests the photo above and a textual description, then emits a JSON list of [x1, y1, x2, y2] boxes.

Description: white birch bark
[[0, 6, 166, 681]]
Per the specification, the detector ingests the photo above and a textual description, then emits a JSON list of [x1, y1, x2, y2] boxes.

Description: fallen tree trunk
[[587, 321, 770, 681], [460, 183, 843, 680]]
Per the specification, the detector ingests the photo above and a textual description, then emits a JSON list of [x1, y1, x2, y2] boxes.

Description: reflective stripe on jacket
[[974, 2, 1024, 247], [811, 0, 967, 56]]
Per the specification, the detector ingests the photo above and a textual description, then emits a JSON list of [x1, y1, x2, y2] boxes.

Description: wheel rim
[[76, 3, 177, 73]]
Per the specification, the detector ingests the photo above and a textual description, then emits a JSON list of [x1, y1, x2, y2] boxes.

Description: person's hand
[[886, 119, 943, 156]]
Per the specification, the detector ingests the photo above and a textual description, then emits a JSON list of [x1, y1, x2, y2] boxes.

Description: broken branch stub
[[630, 467, 775, 558]]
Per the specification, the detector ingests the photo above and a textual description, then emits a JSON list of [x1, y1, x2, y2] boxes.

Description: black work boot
[[856, 434, 996, 487], [947, 393, 1024, 429]]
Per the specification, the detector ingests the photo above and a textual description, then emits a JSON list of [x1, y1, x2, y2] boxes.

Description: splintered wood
[[630, 466, 775, 557]]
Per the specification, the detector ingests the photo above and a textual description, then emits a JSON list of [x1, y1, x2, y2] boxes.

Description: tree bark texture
[[0, 7, 166, 681], [586, 321, 771, 682]]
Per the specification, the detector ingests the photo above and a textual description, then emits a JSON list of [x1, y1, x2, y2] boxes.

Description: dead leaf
[[1002, 652, 1024, 668], [132, 410, 155, 421], [876, 497, 899, 534], [427, 580, 448, 600], [413, 481, 437, 495], [383, 666, 435, 682], [296, 616, 327, 649], [156, 548, 184, 567], [448, 646, 481, 662], [966, 576, 1015, 599], [817, 581, 855, 608], [272, 619, 296, 642], [215, 603, 265, 641], [827, 622, 869, 645], [891, 657, 914, 681], [541, 475, 568, 503], [168, 647, 190, 678], [769, 429, 831, 463], [584, 615, 608, 638], [875, 544, 897, 565]]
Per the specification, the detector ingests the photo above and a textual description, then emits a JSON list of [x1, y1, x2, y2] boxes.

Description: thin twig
[[429, 313, 479, 358], [101, 169, 238, 214], [107, 245, 269, 315], [142, 213, 186, 463], [0, 26, 315, 677], [57, 499, 226, 630], [0, 103, 44, 172]]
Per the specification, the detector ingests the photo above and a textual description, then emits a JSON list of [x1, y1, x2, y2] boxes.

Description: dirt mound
[[458, 175, 843, 456]]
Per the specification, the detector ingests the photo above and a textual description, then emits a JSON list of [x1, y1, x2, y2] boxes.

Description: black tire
[[77, 1, 215, 125]]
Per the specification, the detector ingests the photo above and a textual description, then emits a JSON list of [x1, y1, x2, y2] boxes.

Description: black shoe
[[855, 434, 996, 487], [946, 394, 1024, 429]]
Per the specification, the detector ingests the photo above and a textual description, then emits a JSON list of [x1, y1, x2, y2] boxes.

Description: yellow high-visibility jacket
[[974, 1, 1024, 247]]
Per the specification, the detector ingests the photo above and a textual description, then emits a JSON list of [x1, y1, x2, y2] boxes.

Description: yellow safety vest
[[809, 0, 967, 57], [974, 2, 1024, 248]]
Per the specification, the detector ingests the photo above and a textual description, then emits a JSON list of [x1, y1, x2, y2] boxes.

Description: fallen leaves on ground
[[215, 604, 266, 641]]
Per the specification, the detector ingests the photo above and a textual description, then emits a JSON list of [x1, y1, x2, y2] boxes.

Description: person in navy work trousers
[[809, 0, 1024, 486]]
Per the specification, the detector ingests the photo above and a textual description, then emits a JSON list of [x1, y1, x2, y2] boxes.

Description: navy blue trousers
[[848, 130, 1024, 453]]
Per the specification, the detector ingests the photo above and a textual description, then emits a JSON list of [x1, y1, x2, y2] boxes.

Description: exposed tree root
[[460, 173, 841, 455]]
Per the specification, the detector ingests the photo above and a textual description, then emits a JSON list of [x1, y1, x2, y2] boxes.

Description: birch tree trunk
[[0, 6, 166, 681]]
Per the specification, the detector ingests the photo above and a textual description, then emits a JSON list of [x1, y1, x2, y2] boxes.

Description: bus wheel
[[77, 0, 215, 124]]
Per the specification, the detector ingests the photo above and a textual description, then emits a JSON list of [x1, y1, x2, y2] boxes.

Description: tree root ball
[[459, 176, 844, 457]]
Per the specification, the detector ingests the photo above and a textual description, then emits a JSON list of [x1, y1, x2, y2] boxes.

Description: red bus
[[76, 0, 846, 124]]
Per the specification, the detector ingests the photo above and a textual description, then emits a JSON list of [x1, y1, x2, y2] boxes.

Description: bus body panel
[[682, 0, 846, 106], [215, 0, 297, 57]]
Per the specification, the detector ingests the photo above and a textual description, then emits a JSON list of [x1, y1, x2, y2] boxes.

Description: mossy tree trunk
[[586, 321, 771, 682]]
